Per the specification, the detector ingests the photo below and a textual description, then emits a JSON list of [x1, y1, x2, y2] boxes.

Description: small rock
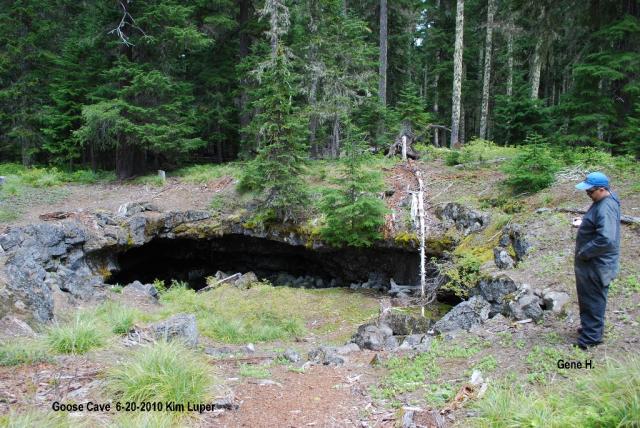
[[149, 313, 198, 348], [204, 346, 235, 357], [213, 397, 239, 411], [493, 247, 515, 269], [402, 410, 416, 428], [542, 290, 570, 313], [335, 343, 360, 355], [384, 335, 399, 350], [235, 272, 258, 289], [352, 324, 386, 351], [400, 334, 424, 348], [283, 348, 301, 363], [246, 343, 255, 353], [508, 293, 544, 322], [123, 281, 158, 299], [433, 296, 491, 334], [308, 346, 344, 366], [0, 315, 36, 338]]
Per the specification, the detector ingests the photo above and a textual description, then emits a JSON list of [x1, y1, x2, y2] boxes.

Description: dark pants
[[575, 269, 609, 346]]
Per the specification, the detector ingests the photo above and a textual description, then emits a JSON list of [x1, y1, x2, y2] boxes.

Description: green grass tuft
[[0, 410, 70, 428], [96, 301, 139, 334], [238, 363, 271, 378], [0, 341, 51, 367], [175, 163, 241, 183], [46, 316, 104, 354], [107, 341, 212, 407]]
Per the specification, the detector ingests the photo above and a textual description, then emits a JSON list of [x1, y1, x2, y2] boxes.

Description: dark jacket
[[575, 193, 621, 286]]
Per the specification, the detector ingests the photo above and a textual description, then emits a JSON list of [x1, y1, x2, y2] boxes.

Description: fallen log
[[197, 272, 242, 293]]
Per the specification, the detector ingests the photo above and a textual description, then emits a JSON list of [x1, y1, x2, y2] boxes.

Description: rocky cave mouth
[[105, 234, 427, 292]]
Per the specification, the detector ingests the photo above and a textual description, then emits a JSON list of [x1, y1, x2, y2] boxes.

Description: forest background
[[1, 0, 638, 179]]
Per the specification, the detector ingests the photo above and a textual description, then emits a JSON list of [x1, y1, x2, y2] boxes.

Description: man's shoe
[[572, 341, 600, 350]]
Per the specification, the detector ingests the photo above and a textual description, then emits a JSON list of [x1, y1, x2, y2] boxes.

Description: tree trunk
[[331, 115, 340, 159], [450, 0, 464, 148], [238, 0, 252, 149], [530, 37, 543, 99], [479, 0, 496, 140], [460, 101, 466, 146], [597, 79, 604, 141], [506, 27, 514, 97], [378, 0, 388, 106], [433, 72, 440, 146]]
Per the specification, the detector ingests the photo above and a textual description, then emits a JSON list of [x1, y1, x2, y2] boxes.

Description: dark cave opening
[[106, 234, 426, 291]]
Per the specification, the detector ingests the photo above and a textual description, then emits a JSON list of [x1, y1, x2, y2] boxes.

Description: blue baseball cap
[[575, 172, 610, 190]]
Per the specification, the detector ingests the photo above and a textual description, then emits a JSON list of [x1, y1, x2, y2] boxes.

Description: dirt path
[[210, 365, 368, 428]]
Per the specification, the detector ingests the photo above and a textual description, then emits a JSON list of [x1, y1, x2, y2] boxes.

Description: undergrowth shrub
[[107, 341, 211, 406], [503, 134, 561, 193], [47, 316, 104, 354], [437, 253, 483, 299], [318, 130, 387, 247], [444, 139, 516, 167]]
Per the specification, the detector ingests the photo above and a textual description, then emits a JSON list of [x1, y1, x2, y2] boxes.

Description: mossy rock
[[381, 310, 433, 335], [173, 220, 225, 238]]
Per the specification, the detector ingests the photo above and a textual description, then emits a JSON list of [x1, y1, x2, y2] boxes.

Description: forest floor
[[1, 154, 639, 427]]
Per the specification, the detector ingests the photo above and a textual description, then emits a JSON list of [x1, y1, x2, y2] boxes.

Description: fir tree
[[239, 1, 309, 223], [319, 123, 387, 247]]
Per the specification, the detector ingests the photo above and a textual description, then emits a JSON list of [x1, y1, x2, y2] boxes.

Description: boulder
[[436, 203, 490, 236], [234, 272, 258, 289], [433, 296, 491, 333], [335, 343, 360, 355], [542, 290, 570, 314], [352, 324, 388, 351], [475, 275, 518, 304], [123, 281, 159, 299], [508, 293, 544, 322], [379, 311, 432, 336], [283, 348, 301, 363], [116, 201, 160, 217], [149, 313, 198, 348], [0, 315, 36, 338], [308, 346, 345, 366], [498, 224, 530, 263], [493, 247, 515, 270]]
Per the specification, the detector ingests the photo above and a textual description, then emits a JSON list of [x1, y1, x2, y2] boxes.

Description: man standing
[[573, 172, 621, 350]]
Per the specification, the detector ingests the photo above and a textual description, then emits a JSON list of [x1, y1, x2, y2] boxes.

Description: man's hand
[[572, 217, 582, 228]]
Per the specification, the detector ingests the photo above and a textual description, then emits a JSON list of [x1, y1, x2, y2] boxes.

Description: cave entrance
[[106, 234, 422, 291]]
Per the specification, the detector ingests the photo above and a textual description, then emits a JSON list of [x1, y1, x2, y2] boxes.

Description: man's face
[[586, 187, 606, 202]]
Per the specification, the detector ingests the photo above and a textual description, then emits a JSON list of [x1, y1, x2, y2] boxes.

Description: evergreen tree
[[320, 123, 386, 246], [239, 1, 309, 223]]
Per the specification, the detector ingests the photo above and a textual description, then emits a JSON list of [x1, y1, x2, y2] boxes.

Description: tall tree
[[479, 0, 496, 140], [378, 0, 388, 106], [450, 0, 465, 148], [239, 0, 309, 222]]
